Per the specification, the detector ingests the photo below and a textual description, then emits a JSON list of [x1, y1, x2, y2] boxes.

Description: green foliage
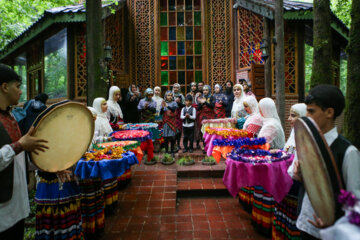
[[0, 0, 78, 50], [331, 0, 352, 27], [177, 156, 194, 165], [202, 156, 216, 163], [44, 49, 67, 99], [305, 44, 313, 94], [161, 153, 174, 162]]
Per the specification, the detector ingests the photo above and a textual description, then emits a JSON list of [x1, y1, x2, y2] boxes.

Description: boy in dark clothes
[[180, 95, 196, 153]]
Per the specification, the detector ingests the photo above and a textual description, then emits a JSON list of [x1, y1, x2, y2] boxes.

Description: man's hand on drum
[[308, 213, 325, 228], [19, 126, 49, 155], [56, 170, 72, 183], [292, 159, 302, 181]]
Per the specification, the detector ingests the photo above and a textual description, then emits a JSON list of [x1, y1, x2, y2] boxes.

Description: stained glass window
[[160, 0, 203, 92]]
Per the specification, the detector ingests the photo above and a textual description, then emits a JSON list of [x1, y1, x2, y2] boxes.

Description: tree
[[0, 0, 78, 50], [310, 0, 333, 88], [344, 0, 360, 148]]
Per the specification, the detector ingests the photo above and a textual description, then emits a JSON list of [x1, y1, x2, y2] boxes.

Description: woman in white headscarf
[[231, 84, 247, 119], [242, 95, 263, 136], [93, 97, 113, 141], [152, 86, 164, 122], [258, 98, 285, 149], [107, 86, 124, 127], [284, 103, 307, 152]]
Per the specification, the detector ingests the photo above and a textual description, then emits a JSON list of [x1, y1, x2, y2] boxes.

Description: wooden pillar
[[263, 17, 272, 97], [275, 0, 285, 127], [67, 25, 76, 100], [297, 24, 305, 102]]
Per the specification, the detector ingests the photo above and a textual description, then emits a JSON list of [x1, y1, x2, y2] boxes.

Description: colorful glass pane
[[186, 71, 194, 83], [185, 12, 193, 25], [169, 27, 176, 40], [169, 42, 177, 56], [194, 0, 201, 10], [177, 0, 184, 11], [194, 41, 202, 54], [160, 12, 167, 26], [161, 42, 168, 56], [185, 0, 192, 10], [177, 27, 185, 40], [161, 57, 169, 70], [195, 56, 202, 69], [177, 12, 184, 26], [178, 42, 185, 55], [195, 71, 202, 82], [186, 56, 193, 69], [161, 27, 168, 41], [186, 41, 193, 55], [169, 71, 177, 84], [194, 12, 201, 26], [186, 27, 193, 40], [169, 12, 176, 26], [178, 56, 185, 69], [169, 0, 175, 11], [178, 71, 185, 84], [169, 56, 176, 70], [160, 0, 167, 11], [194, 26, 201, 40], [161, 71, 169, 85]]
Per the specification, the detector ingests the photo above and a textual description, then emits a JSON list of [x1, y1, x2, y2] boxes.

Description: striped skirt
[[272, 182, 301, 240], [79, 178, 105, 235], [251, 186, 275, 236], [35, 177, 83, 240], [238, 186, 254, 213], [117, 169, 132, 189], [102, 177, 118, 212]]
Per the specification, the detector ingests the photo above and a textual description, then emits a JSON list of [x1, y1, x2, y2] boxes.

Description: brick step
[[177, 161, 226, 178], [176, 178, 230, 198]]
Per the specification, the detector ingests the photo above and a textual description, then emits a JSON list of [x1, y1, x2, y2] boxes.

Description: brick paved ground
[[101, 150, 269, 240]]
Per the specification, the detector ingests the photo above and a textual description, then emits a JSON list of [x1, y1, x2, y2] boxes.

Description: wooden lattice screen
[[74, 24, 87, 99]]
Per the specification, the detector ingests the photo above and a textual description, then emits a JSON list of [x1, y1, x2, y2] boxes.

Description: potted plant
[[144, 155, 157, 165], [161, 153, 175, 165], [201, 156, 216, 165], [177, 156, 195, 166]]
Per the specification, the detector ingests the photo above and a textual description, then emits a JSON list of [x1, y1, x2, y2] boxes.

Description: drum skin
[[30, 101, 94, 172], [294, 117, 342, 226]]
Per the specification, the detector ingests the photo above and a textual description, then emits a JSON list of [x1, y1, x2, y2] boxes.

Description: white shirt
[[0, 146, 30, 231], [180, 106, 196, 128], [288, 127, 360, 238]]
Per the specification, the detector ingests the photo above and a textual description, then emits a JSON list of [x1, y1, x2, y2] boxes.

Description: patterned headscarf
[[214, 84, 222, 92], [202, 85, 211, 98]]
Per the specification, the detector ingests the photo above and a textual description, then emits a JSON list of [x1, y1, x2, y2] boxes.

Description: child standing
[[161, 91, 178, 156], [213, 84, 228, 118], [180, 95, 196, 153]]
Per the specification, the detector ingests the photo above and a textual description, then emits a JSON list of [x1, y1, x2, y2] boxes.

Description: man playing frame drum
[[288, 84, 360, 240], [0, 64, 48, 240]]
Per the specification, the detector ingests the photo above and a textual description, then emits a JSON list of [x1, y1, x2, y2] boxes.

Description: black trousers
[[164, 136, 176, 153], [183, 126, 194, 150], [300, 231, 320, 240], [176, 131, 182, 148], [0, 219, 25, 240]]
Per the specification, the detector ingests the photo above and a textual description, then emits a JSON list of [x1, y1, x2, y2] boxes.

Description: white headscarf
[[107, 86, 123, 119], [152, 86, 163, 113], [242, 95, 263, 130], [93, 97, 113, 137], [258, 98, 285, 149], [87, 106, 97, 117], [284, 103, 307, 150], [231, 84, 247, 118]]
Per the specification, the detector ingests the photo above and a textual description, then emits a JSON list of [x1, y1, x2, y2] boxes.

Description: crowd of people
[[1, 61, 360, 240]]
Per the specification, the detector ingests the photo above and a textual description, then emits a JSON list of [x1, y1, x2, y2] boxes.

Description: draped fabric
[[107, 86, 123, 123], [231, 84, 247, 119], [93, 98, 113, 137]]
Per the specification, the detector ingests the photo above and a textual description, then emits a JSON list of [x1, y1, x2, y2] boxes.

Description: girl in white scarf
[[93, 98, 113, 142], [152, 86, 164, 121], [242, 95, 263, 135], [284, 103, 307, 152], [258, 98, 285, 149], [107, 86, 124, 125], [231, 84, 247, 118]]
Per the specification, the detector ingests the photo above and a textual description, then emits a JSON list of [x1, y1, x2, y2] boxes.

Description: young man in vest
[[289, 84, 360, 240], [0, 64, 48, 240], [180, 95, 196, 153]]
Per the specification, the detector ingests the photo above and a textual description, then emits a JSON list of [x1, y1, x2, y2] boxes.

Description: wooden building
[[0, 0, 348, 134]]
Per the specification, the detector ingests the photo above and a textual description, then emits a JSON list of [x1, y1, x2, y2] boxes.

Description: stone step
[[176, 161, 226, 178], [176, 177, 230, 198]]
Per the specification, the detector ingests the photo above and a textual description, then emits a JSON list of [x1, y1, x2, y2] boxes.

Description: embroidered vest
[[183, 107, 194, 125], [0, 121, 14, 203]]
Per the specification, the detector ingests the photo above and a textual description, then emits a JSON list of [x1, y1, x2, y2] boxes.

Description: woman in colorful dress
[[251, 97, 285, 236], [197, 85, 215, 153], [107, 86, 123, 130], [213, 84, 228, 119], [124, 84, 141, 123], [172, 83, 185, 151], [152, 86, 164, 122], [272, 103, 306, 240], [161, 91, 178, 157], [138, 88, 157, 123], [231, 84, 247, 119]]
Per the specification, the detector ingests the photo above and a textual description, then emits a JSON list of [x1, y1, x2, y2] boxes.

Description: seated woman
[[107, 86, 124, 129], [242, 95, 263, 136], [213, 84, 228, 119], [231, 84, 247, 119], [93, 98, 113, 140], [272, 103, 306, 240], [258, 98, 285, 149], [138, 88, 157, 123]]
